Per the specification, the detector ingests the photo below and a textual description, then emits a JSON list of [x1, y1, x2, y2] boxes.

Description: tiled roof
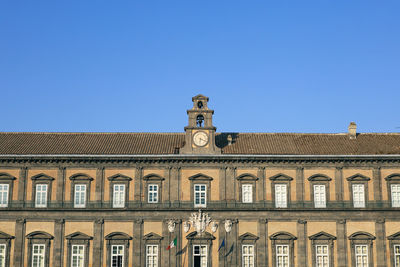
[[0, 132, 399, 155]]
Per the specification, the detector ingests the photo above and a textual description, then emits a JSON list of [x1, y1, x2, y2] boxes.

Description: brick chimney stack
[[348, 122, 357, 139]]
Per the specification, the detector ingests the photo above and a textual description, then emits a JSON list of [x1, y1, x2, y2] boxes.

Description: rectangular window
[[146, 245, 158, 267], [275, 184, 287, 208], [193, 245, 207, 267], [32, 244, 45, 267], [242, 245, 254, 267], [242, 184, 253, 203], [194, 184, 206, 207], [148, 184, 159, 203], [391, 185, 400, 207], [74, 184, 86, 208], [355, 245, 368, 267], [395, 245, 400, 267], [113, 184, 125, 208], [71, 245, 84, 267], [276, 245, 289, 267], [35, 184, 48, 208], [0, 184, 9, 207], [315, 245, 329, 267], [0, 244, 6, 267], [111, 245, 124, 267], [314, 185, 326, 208], [352, 184, 365, 208]]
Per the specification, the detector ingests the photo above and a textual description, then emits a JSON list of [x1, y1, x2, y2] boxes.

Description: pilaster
[[53, 219, 65, 266], [162, 219, 169, 267], [373, 167, 382, 201], [375, 219, 387, 267], [17, 167, 27, 204], [93, 218, 104, 267], [336, 219, 347, 267], [257, 167, 265, 202], [225, 219, 238, 266], [134, 167, 143, 202], [297, 219, 307, 266], [133, 219, 143, 267], [226, 167, 236, 206], [335, 167, 343, 201], [13, 218, 25, 267], [56, 167, 65, 202], [296, 167, 304, 202], [219, 167, 226, 205], [95, 167, 104, 202], [257, 218, 268, 267], [164, 167, 171, 205]]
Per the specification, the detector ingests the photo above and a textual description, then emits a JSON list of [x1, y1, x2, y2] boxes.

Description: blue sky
[[1, 1, 399, 133]]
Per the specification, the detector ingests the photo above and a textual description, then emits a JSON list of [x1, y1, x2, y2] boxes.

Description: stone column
[[296, 167, 304, 203], [17, 167, 27, 206], [13, 218, 25, 267], [336, 219, 347, 267], [134, 167, 143, 202], [257, 167, 266, 203], [373, 167, 382, 202], [92, 218, 104, 267], [297, 219, 307, 266], [375, 219, 387, 267], [133, 219, 143, 267], [56, 167, 65, 203], [95, 167, 104, 204], [335, 167, 343, 202], [257, 218, 268, 267], [53, 219, 65, 266]]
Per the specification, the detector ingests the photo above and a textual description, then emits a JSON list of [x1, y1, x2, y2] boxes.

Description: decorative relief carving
[[95, 218, 104, 224]]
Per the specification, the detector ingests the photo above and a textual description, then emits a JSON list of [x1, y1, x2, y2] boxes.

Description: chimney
[[348, 122, 357, 139]]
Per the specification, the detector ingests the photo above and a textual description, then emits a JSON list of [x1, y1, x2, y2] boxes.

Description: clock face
[[193, 131, 209, 147]]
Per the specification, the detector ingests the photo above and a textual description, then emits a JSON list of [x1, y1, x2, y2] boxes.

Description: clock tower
[[180, 94, 221, 154]]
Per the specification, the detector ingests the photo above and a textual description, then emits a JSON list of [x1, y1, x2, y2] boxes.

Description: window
[[309, 231, 336, 267], [242, 185, 253, 203], [194, 184, 206, 207], [355, 245, 368, 267], [112, 245, 124, 267], [392, 184, 400, 208], [394, 245, 400, 267], [276, 245, 289, 267], [242, 245, 254, 267], [0, 244, 5, 267], [388, 232, 400, 267], [35, 184, 48, 208], [71, 245, 84, 267], [146, 245, 158, 267], [32, 244, 45, 267], [315, 245, 329, 267], [349, 232, 375, 267], [275, 184, 287, 208], [74, 184, 86, 208], [193, 245, 207, 267], [352, 184, 365, 208], [113, 184, 125, 208], [0, 184, 9, 208], [313, 185, 326, 208], [148, 184, 159, 203]]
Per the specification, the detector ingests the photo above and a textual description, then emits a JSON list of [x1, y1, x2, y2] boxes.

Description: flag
[[218, 238, 225, 252], [225, 244, 234, 257], [176, 244, 187, 256], [167, 237, 177, 250]]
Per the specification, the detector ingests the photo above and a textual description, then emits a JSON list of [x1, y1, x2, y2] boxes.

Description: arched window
[[196, 115, 204, 127]]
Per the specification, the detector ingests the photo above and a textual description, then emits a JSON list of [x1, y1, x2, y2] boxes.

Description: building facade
[[1, 94, 400, 267]]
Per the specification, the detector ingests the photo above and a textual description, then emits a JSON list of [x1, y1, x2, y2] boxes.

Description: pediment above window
[[143, 173, 165, 181], [0, 231, 14, 240], [143, 232, 163, 241], [188, 173, 213, 181], [239, 232, 259, 241], [269, 173, 293, 181], [31, 173, 55, 181], [308, 174, 332, 182], [65, 232, 93, 240], [26, 231, 53, 240], [348, 231, 375, 240], [385, 173, 400, 181], [69, 173, 94, 181], [107, 173, 132, 182], [346, 174, 370, 182], [105, 232, 132, 240], [309, 231, 336, 240], [186, 231, 215, 241], [270, 232, 297, 240], [388, 232, 400, 240], [236, 173, 259, 181], [0, 172, 16, 181]]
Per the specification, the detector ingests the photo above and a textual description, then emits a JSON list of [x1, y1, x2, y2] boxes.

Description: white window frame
[[111, 245, 124, 267], [74, 184, 86, 208], [315, 245, 329, 267], [146, 244, 158, 267], [352, 184, 365, 208], [242, 184, 253, 203], [32, 244, 45, 267], [276, 244, 289, 267], [0, 184, 9, 208], [113, 184, 125, 208], [314, 185, 326, 208], [355, 245, 368, 267], [35, 184, 48, 208], [193, 245, 207, 267], [242, 244, 254, 267], [275, 184, 287, 208], [391, 184, 400, 208], [394, 245, 400, 267], [148, 184, 159, 203], [71, 245, 84, 267], [194, 184, 207, 208], [0, 244, 6, 267]]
